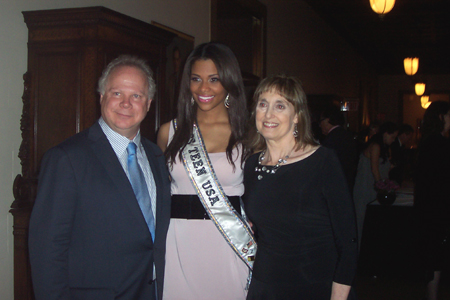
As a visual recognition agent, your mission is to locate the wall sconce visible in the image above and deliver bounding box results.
[404,57,419,76]
[415,83,426,96]
[370,0,395,14]
[421,96,431,109]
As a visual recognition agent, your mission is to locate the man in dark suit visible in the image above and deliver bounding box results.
[29,55,171,300]
[389,124,414,185]
[319,107,358,192]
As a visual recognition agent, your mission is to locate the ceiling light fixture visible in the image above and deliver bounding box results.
[370,0,395,15]
[404,57,419,76]
[415,83,426,96]
[420,96,431,109]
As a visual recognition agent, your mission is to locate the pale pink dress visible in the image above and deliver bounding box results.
[163,124,249,300]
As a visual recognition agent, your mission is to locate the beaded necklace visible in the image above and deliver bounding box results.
[254,150,290,180]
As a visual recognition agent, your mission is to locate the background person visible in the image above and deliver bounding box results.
[353,121,398,246]
[415,101,450,300]
[243,75,358,299]
[389,123,414,185]
[319,106,358,192]
[356,121,380,153]
[28,55,171,300]
[157,42,255,300]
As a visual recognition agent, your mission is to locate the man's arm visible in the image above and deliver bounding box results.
[29,146,77,300]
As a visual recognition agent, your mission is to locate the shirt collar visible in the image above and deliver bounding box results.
[99,117,141,156]
[328,125,340,134]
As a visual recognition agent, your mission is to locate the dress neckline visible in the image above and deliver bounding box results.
[259,146,320,167]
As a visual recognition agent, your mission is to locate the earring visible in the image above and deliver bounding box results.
[224,94,230,109]
[191,97,195,106]
[293,123,298,137]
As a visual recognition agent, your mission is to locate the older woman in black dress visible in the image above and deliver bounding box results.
[243,75,358,300]
[415,101,450,300]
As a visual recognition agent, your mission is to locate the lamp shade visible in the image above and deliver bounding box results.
[421,96,431,109]
[415,83,426,96]
[404,57,419,76]
[370,0,396,14]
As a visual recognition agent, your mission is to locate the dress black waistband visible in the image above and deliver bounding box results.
[171,195,241,219]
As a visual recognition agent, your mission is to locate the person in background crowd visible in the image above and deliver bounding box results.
[353,121,398,246]
[243,75,357,299]
[356,120,381,153]
[415,101,450,300]
[389,123,414,185]
[319,106,358,192]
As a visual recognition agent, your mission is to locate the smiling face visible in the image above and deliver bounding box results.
[255,90,298,144]
[190,59,227,112]
[100,66,151,139]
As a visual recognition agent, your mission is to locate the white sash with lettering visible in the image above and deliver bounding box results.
[181,122,256,270]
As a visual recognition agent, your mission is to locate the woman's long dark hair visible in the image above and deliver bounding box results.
[165,42,249,168]
[365,121,398,163]
[420,101,450,144]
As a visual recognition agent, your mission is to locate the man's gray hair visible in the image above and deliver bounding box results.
[97,55,156,99]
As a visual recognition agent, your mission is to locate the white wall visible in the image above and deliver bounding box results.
[0,1,209,299]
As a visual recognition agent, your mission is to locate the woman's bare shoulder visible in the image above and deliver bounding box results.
[156,121,172,151]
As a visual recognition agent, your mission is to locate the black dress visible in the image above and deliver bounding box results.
[415,134,450,272]
[243,147,358,300]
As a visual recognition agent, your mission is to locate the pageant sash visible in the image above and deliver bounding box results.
[180,122,256,269]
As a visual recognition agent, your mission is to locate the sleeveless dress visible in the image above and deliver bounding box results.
[353,153,391,244]
[163,123,250,300]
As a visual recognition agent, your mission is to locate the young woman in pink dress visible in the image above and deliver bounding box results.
[157,42,255,300]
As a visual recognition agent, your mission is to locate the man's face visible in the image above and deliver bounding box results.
[399,132,413,145]
[100,66,151,139]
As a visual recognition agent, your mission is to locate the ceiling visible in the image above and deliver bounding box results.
[303,0,450,75]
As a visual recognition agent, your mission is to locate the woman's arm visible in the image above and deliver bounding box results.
[322,150,358,297]
[331,282,351,300]
[156,121,171,152]
[368,143,382,182]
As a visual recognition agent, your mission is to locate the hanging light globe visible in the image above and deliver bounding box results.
[421,96,431,109]
[415,83,426,96]
[404,57,419,76]
[370,0,396,14]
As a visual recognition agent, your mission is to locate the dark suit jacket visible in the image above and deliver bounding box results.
[29,121,171,300]
[389,138,406,185]
[322,126,358,192]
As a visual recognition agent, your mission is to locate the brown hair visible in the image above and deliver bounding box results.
[247,74,318,152]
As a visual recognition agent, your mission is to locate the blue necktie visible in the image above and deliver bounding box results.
[127,142,155,241]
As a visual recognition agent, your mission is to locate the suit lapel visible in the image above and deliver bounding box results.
[87,123,151,236]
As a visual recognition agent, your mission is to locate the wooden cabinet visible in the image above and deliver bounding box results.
[10,7,175,299]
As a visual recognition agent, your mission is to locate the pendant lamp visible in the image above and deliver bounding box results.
[404,57,419,76]
[415,83,426,96]
[370,0,395,14]
[421,96,431,109]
